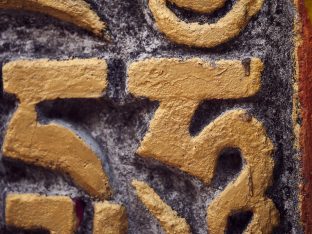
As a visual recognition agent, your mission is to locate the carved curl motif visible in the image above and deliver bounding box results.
[0,0,106,36]
[148,0,264,47]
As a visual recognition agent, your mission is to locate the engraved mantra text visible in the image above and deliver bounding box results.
[0,0,279,233]
[2,58,279,233]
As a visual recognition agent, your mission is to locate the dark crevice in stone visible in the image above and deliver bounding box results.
[36,97,157,126]
[107,59,127,103]
[0,158,73,189]
[226,210,253,234]
[0,62,3,98]
[76,198,94,234]
[189,97,258,137]
[166,0,234,24]
[2,227,49,234]
[211,148,243,189]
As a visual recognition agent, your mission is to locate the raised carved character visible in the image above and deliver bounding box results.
[128,58,279,232]
[2,59,111,199]
[148,0,264,47]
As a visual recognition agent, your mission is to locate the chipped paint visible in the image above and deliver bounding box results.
[0,0,301,232]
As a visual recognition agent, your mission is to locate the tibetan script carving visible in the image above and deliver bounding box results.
[2,59,111,199]
[0,0,287,232]
[132,180,191,234]
[93,201,128,234]
[148,0,264,47]
[128,58,279,232]
[0,0,106,36]
[6,194,77,234]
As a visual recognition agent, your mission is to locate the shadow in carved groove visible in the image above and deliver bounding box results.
[213,148,243,188]
[226,211,253,234]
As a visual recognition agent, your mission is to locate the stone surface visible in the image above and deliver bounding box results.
[0,0,301,233]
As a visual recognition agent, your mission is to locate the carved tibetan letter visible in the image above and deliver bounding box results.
[2,59,111,199]
[128,58,279,233]
[148,0,264,47]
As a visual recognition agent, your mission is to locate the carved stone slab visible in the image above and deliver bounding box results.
[0,0,302,233]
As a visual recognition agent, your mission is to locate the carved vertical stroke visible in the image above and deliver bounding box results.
[128,58,279,233]
[2,59,111,199]
[93,201,128,234]
[132,180,191,234]
[6,194,77,234]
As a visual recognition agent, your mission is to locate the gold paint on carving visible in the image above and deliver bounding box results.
[0,0,106,36]
[128,58,279,232]
[6,194,77,234]
[148,0,264,47]
[2,59,111,199]
[93,201,128,234]
[128,58,262,103]
[206,110,279,233]
[132,180,191,234]
[168,0,226,13]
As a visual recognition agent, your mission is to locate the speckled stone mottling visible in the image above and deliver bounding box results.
[0,0,301,233]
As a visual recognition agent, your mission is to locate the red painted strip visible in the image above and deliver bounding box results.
[298,1,312,232]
